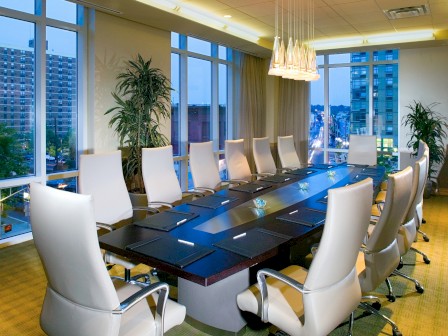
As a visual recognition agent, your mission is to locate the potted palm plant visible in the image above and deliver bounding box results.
[105,54,172,194]
[402,100,448,195]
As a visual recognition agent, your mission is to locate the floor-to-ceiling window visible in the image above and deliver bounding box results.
[309,50,399,171]
[0,0,87,240]
[171,33,233,189]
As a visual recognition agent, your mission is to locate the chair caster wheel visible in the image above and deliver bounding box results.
[397,260,403,270]
[386,295,396,302]
[393,329,402,336]
[423,235,429,242]
[424,256,431,264]
[416,285,424,293]
[371,301,382,310]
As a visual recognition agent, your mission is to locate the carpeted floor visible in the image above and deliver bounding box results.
[0,196,447,336]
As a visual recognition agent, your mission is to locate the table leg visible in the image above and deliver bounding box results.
[178,269,249,334]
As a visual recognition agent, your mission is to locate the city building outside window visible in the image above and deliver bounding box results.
[0,0,87,240]
[171,33,233,190]
[309,50,399,171]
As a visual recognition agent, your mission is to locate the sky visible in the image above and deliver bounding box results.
[0,0,349,106]
[311,54,351,106]
[0,0,76,57]
[171,34,228,105]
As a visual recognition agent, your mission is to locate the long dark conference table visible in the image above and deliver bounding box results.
[99,163,385,334]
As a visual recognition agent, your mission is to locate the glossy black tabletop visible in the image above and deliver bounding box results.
[99,164,385,286]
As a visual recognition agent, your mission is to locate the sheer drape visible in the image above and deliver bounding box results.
[277,79,310,165]
[236,53,310,171]
[237,53,267,172]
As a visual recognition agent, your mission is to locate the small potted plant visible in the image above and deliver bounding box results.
[402,100,448,195]
[105,54,172,197]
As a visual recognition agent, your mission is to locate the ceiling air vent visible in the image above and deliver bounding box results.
[384,4,430,20]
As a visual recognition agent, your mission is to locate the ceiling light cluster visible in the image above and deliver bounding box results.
[135,0,434,72]
[268,0,320,81]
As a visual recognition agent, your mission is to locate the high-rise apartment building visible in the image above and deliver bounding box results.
[0,46,34,136]
[0,42,77,173]
[350,50,399,153]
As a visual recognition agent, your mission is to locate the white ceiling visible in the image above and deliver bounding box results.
[75,0,448,57]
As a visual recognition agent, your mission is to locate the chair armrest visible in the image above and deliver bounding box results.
[221,179,242,186]
[148,201,173,209]
[191,187,216,194]
[197,180,249,191]
[96,222,114,232]
[132,205,160,214]
[376,202,384,213]
[114,281,169,336]
[282,165,304,171]
[224,179,250,185]
[251,173,268,178]
[256,268,305,322]
[182,190,206,198]
[359,246,373,255]
[257,172,275,176]
[310,243,319,257]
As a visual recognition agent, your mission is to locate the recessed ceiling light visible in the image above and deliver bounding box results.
[224,14,232,18]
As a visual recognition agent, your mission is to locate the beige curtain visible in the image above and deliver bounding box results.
[237,53,267,172]
[277,78,310,165]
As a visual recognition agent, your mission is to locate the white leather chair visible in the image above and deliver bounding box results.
[189,141,242,193]
[189,141,221,192]
[355,167,414,336]
[376,141,430,242]
[415,140,430,241]
[392,156,429,292]
[29,182,186,336]
[237,178,373,336]
[347,135,377,166]
[79,151,134,228]
[277,135,302,170]
[142,145,202,209]
[376,140,429,208]
[253,137,278,175]
[79,151,153,282]
[379,140,430,237]
[225,139,258,182]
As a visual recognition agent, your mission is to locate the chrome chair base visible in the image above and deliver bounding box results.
[109,266,152,286]
[358,301,402,336]
[392,269,425,293]
[418,229,430,242]
[411,246,431,264]
[347,311,355,336]
[385,278,396,302]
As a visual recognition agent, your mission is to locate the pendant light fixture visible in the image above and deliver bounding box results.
[268,0,320,81]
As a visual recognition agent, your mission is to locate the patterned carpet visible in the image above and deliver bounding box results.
[0,196,447,336]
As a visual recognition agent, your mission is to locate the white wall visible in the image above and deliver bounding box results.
[399,45,448,172]
[91,12,448,165]
[93,12,171,153]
